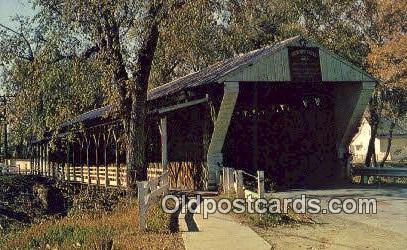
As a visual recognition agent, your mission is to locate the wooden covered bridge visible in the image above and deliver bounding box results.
[29,36,376,191]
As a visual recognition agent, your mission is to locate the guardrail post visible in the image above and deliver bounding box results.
[138,181,148,230]
[227,168,234,193]
[257,170,265,199]
[222,167,228,193]
[235,170,244,198]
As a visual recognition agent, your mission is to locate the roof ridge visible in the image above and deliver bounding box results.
[147,35,302,98]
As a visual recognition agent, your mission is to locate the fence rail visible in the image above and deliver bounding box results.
[2,158,204,191]
[222,167,265,199]
[138,171,170,230]
[0,159,130,188]
[0,160,31,175]
[54,164,128,187]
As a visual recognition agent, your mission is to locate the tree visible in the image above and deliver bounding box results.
[34,0,190,187]
[368,34,407,166]
[0,15,106,155]
[150,0,225,88]
[1,0,188,188]
[1,0,404,185]
[364,0,407,167]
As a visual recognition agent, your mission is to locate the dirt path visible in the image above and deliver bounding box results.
[256,186,407,249]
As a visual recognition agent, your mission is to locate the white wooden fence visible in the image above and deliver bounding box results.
[137,170,170,230]
[0,159,129,188]
[0,159,31,175]
[222,167,265,199]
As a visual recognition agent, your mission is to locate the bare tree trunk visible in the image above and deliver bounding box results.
[380,122,395,167]
[365,94,381,168]
[365,121,378,167]
[126,19,160,188]
[372,144,378,167]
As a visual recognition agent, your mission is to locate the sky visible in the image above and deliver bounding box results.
[0,0,34,93]
[0,0,34,28]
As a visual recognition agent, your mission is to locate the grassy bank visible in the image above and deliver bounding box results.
[1,199,183,250]
[0,175,183,249]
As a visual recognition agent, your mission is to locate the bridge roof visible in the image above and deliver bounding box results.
[61,35,377,128]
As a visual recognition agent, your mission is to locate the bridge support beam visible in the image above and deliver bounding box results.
[86,135,91,186]
[206,82,239,190]
[103,130,110,188]
[112,130,120,187]
[40,144,44,176]
[159,116,168,171]
[335,82,375,179]
[45,143,49,177]
[93,133,100,187]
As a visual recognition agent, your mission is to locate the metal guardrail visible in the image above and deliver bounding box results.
[352,167,407,177]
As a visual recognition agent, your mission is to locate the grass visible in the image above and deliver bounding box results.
[234,206,314,229]
[0,175,183,250]
[0,198,184,250]
[215,193,314,229]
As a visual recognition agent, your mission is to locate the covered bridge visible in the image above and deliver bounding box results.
[30,36,376,190]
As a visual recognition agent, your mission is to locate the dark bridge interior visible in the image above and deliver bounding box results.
[224,82,340,189]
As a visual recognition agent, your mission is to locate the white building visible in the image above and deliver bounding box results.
[350,117,407,163]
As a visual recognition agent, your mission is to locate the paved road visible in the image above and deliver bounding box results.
[266,185,407,249]
[178,185,407,249]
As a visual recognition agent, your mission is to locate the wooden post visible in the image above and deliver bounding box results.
[45,143,50,177]
[72,141,75,182]
[43,144,46,176]
[86,136,91,186]
[40,144,43,176]
[41,144,47,176]
[138,181,148,230]
[66,143,71,181]
[36,145,39,175]
[223,167,230,193]
[33,146,36,175]
[159,116,168,171]
[32,146,35,175]
[34,145,37,175]
[103,129,110,188]
[62,149,66,181]
[44,144,47,176]
[104,143,108,188]
[235,170,244,198]
[35,145,38,175]
[113,131,120,187]
[257,170,265,199]
[38,145,41,175]
[93,133,100,187]
[42,144,45,176]
[80,139,84,184]
[228,168,234,193]
[223,167,229,193]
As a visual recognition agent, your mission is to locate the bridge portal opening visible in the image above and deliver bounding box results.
[224,82,340,189]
